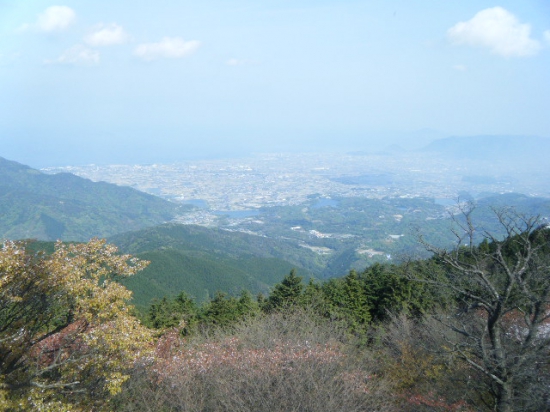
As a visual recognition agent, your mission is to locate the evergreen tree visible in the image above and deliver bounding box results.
[320,270,371,336]
[236,290,260,318]
[342,270,372,330]
[148,292,199,334]
[173,291,199,335]
[148,297,179,329]
[301,278,330,314]
[202,291,241,327]
[266,269,304,311]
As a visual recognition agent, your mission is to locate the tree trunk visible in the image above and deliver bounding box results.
[495,382,513,412]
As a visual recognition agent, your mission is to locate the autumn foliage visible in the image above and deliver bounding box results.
[118,310,393,412]
[1,211,549,411]
[0,239,152,411]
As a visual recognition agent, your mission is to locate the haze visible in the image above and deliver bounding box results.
[1,1,550,167]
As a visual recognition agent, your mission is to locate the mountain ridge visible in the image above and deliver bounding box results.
[0,156,180,241]
[419,135,550,162]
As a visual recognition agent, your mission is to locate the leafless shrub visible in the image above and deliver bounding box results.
[117,309,395,412]
[414,208,550,412]
[371,312,480,412]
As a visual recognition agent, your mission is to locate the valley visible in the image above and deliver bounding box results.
[35,137,550,307]
[3,136,549,308]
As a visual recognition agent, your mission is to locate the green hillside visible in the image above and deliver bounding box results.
[19,236,312,312]
[120,249,307,311]
[109,223,324,274]
[108,195,550,309]
[0,157,181,240]
[109,223,320,309]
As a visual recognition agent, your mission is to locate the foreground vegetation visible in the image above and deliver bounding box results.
[1,209,549,411]
[0,239,153,410]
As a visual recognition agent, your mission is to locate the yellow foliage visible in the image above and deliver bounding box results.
[383,341,446,390]
[0,238,153,410]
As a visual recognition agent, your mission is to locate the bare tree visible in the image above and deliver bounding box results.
[412,207,550,412]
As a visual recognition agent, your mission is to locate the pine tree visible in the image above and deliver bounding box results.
[266,269,304,311]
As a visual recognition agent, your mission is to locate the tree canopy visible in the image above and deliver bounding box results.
[0,238,152,411]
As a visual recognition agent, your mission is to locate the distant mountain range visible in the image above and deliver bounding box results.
[0,156,180,241]
[419,135,550,162]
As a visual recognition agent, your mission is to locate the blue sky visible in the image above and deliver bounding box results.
[1,1,549,167]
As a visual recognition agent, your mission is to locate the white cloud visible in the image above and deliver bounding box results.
[134,37,201,61]
[447,7,540,57]
[544,30,550,45]
[452,64,467,71]
[36,6,76,32]
[46,45,99,65]
[85,24,129,47]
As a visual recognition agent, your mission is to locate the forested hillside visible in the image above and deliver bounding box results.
[3,155,549,314]
[122,211,550,412]
[2,210,549,411]
[107,195,550,309]
[0,157,180,240]
[109,223,319,308]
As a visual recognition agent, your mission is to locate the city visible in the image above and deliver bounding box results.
[42,151,548,218]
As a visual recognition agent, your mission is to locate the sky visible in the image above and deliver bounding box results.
[1,0,549,167]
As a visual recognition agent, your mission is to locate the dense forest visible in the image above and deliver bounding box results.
[1,208,549,411]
